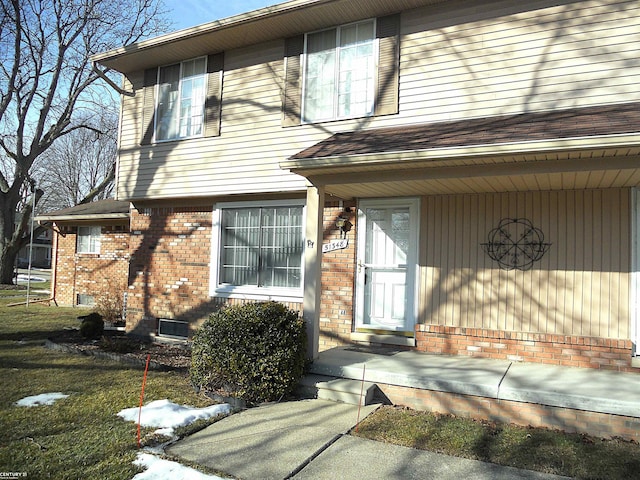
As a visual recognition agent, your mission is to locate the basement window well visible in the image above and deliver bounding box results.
[157,319,189,339]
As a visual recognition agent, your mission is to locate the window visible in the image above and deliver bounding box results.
[158,319,189,339]
[77,226,101,254]
[77,294,95,306]
[283,14,399,128]
[156,57,207,141]
[212,202,305,298]
[303,20,376,123]
[142,53,223,144]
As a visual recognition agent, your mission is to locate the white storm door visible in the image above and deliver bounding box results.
[356,198,419,332]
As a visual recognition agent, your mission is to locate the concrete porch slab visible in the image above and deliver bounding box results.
[311,347,511,399]
[311,347,640,419]
[500,362,640,417]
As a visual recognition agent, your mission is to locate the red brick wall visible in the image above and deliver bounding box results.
[53,224,129,308]
[126,201,349,341]
[126,204,305,338]
[319,201,357,351]
[121,200,637,373]
[416,324,638,372]
[380,383,640,441]
[126,206,213,337]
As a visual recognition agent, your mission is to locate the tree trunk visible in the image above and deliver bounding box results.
[0,241,19,285]
[0,181,38,285]
[0,193,20,285]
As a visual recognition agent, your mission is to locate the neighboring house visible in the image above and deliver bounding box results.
[92,0,640,369]
[36,200,130,311]
[16,214,52,269]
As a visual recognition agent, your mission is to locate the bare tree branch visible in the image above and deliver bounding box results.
[0,0,170,283]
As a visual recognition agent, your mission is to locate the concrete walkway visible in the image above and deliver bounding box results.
[167,348,640,479]
[167,399,570,480]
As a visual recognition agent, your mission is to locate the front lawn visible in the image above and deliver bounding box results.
[0,300,215,479]
[5,296,640,480]
[354,405,640,479]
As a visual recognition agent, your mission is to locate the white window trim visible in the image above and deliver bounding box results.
[77,226,101,254]
[209,199,306,302]
[153,56,208,143]
[301,18,378,124]
[632,188,640,357]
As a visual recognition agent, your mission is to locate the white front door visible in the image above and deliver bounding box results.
[355,198,419,332]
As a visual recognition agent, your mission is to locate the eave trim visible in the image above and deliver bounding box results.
[281,133,640,172]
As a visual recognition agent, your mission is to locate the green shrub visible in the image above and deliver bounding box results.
[190,302,307,404]
[79,312,104,340]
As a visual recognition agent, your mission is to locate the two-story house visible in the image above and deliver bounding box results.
[92,0,640,370]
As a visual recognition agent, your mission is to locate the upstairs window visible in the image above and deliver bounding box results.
[303,20,376,123]
[156,57,207,141]
[283,14,399,127]
[142,53,224,145]
[77,226,101,254]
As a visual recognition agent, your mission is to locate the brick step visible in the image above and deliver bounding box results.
[297,374,378,406]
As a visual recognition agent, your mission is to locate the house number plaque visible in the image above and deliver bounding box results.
[322,239,349,253]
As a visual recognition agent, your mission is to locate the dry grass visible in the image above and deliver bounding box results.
[354,405,640,479]
[0,299,217,479]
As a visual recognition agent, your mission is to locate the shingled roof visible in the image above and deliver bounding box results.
[35,199,129,222]
[289,102,640,161]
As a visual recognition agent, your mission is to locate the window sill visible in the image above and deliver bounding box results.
[301,111,373,126]
[148,134,204,145]
[211,287,303,304]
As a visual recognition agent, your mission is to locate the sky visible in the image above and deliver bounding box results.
[164,0,284,31]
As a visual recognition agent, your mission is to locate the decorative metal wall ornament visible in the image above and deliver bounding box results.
[481,218,551,271]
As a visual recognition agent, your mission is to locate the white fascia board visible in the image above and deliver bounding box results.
[35,213,129,222]
[280,133,640,171]
[90,0,327,64]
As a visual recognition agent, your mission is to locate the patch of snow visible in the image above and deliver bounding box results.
[132,453,229,480]
[117,399,232,437]
[118,400,234,480]
[15,392,69,407]
[16,274,46,283]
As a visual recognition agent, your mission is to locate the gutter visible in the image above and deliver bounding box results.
[280,133,640,171]
[35,213,130,222]
[90,0,336,65]
[91,61,134,97]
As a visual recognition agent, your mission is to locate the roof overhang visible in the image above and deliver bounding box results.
[281,134,640,174]
[91,0,445,73]
[283,143,640,199]
[281,103,640,199]
[35,200,131,223]
[36,213,129,222]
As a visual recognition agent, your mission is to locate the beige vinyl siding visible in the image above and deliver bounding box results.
[400,0,640,122]
[118,41,309,199]
[116,0,640,200]
[119,72,144,147]
[419,189,631,338]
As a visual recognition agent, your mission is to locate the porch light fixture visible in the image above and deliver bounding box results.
[481,218,551,271]
[336,215,352,239]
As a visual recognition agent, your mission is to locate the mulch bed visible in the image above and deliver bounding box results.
[47,328,192,371]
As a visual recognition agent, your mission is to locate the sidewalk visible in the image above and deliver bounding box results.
[167,399,570,480]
